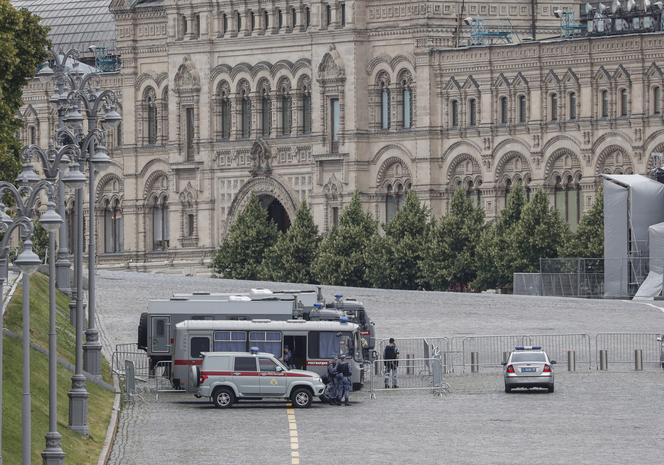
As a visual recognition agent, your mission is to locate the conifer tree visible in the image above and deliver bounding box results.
[261,200,320,283]
[510,190,570,273]
[366,191,430,289]
[563,188,604,258]
[420,189,484,290]
[314,192,378,287]
[212,193,278,279]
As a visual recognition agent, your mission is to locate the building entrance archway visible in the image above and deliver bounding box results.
[259,194,291,232]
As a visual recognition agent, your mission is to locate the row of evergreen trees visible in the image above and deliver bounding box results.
[212,185,604,291]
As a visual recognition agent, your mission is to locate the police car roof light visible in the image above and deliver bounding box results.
[250,346,260,354]
[335,294,343,300]
[514,345,542,351]
[313,302,323,309]
[339,315,349,323]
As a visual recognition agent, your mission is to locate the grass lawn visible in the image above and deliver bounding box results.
[2,273,116,464]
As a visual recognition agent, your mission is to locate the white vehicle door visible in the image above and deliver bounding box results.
[258,357,288,396]
[233,356,261,395]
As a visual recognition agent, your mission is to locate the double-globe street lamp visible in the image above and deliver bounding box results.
[0,176,66,465]
[36,49,121,434]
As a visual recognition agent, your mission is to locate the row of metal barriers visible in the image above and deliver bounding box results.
[376,332,664,374]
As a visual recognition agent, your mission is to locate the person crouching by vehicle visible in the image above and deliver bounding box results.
[337,354,352,406]
[383,338,399,388]
[323,359,338,404]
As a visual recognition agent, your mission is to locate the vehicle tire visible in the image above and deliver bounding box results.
[290,387,313,408]
[212,387,235,408]
[548,385,554,393]
[191,366,201,388]
[504,385,512,393]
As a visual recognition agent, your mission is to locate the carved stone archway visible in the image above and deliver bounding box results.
[225,176,298,235]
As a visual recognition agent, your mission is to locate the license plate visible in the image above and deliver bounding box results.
[521,367,536,372]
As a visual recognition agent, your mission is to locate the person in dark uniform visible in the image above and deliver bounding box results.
[337,354,352,406]
[383,338,399,388]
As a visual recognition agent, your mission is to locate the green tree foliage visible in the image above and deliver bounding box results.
[313,193,378,286]
[510,190,570,273]
[474,184,527,290]
[260,200,320,283]
[365,191,431,289]
[212,194,278,279]
[420,189,484,290]
[563,188,604,258]
[0,1,50,181]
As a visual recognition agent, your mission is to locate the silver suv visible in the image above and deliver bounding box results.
[192,351,326,408]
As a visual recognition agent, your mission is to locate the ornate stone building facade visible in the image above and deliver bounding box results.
[15,0,664,262]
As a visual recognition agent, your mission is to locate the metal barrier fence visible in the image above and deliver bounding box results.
[112,343,150,378]
[596,333,662,368]
[368,357,447,398]
[461,334,592,371]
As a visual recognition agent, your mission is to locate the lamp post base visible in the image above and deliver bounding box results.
[68,374,89,435]
[41,432,65,465]
[83,330,102,376]
[55,256,71,295]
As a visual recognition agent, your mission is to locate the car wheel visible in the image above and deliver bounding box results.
[291,387,313,408]
[212,387,235,408]
[548,385,554,393]
[191,366,201,388]
[504,385,512,393]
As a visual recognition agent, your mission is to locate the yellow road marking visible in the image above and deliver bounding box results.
[287,405,300,464]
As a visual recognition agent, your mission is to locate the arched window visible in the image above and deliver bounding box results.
[325,4,331,27]
[304,7,311,29]
[281,86,292,135]
[241,87,251,139]
[468,98,477,127]
[620,88,628,117]
[193,14,200,38]
[249,11,255,32]
[402,80,412,129]
[236,11,241,32]
[499,96,508,125]
[29,126,37,145]
[291,7,297,29]
[554,175,581,229]
[340,2,346,26]
[278,9,283,29]
[261,88,271,137]
[504,178,512,204]
[450,100,459,128]
[653,86,662,115]
[218,82,231,140]
[517,95,527,124]
[104,199,123,253]
[601,89,609,118]
[385,183,408,223]
[301,79,312,134]
[222,13,228,35]
[151,196,169,251]
[569,92,577,120]
[380,81,390,129]
[145,88,158,145]
[263,10,269,30]
[550,93,558,121]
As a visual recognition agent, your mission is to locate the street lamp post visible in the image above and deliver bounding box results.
[62,80,119,377]
[0,212,34,465]
[20,144,83,463]
[0,179,64,465]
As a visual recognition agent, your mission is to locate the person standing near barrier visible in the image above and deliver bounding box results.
[325,359,338,405]
[334,356,345,405]
[384,338,399,388]
[337,354,352,406]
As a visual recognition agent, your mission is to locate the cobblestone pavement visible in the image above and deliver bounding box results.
[98,270,664,465]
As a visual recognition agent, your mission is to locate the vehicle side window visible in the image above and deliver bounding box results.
[234,357,257,372]
[259,358,279,372]
[190,337,210,358]
[156,319,165,337]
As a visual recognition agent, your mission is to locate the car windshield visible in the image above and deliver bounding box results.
[511,352,547,363]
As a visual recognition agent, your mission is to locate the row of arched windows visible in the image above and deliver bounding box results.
[374,70,415,131]
[177,2,346,41]
[215,77,312,141]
